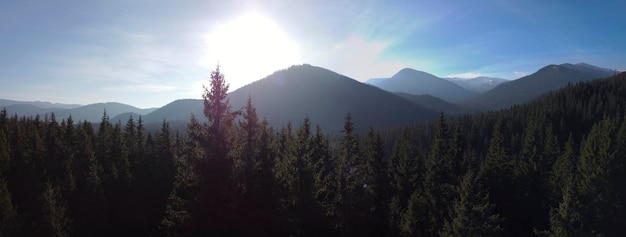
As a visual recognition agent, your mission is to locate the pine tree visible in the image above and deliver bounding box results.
[41,183,71,237]
[401,190,428,237]
[479,117,515,235]
[161,134,199,236]
[362,127,389,235]
[235,95,259,195]
[540,170,584,237]
[389,128,420,207]
[332,114,362,234]
[512,120,551,234]
[389,128,420,235]
[550,134,577,201]
[440,171,502,237]
[0,178,17,237]
[423,113,455,235]
[310,124,335,233]
[272,122,299,234]
[194,65,238,234]
[576,118,618,234]
[0,129,10,179]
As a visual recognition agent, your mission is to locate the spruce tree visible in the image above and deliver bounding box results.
[161,133,199,236]
[423,113,455,235]
[362,127,389,235]
[195,65,238,234]
[41,183,71,237]
[576,118,619,235]
[332,114,363,234]
[0,178,16,237]
[440,171,502,237]
[389,128,420,235]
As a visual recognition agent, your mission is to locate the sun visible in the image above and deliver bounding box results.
[203,12,301,91]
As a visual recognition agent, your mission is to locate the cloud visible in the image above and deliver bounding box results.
[446,72,482,79]
[514,71,530,78]
[304,35,406,81]
[37,25,211,108]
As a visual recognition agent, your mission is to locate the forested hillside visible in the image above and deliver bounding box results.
[462,63,617,110]
[1,68,625,236]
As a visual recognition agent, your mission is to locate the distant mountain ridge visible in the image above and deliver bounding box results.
[445,76,508,93]
[135,65,437,132]
[225,65,438,131]
[367,68,477,102]
[394,92,468,114]
[462,63,618,110]
[0,99,82,109]
[3,62,619,131]
[2,101,157,122]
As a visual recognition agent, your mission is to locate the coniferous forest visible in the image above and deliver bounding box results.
[1,68,626,236]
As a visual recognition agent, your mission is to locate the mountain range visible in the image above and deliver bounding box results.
[1,62,618,132]
[365,68,477,102]
[461,63,618,110]
[2,101,157,123]
[444,76,508,93]
[136,65,439,132]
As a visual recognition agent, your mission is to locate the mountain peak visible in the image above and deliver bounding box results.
[369,68,477,102]
[463,62,617,110]
[557,62,617,75]
[394,68,433,77]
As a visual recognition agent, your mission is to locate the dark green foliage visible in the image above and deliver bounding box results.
[463,63,615,110]
[576,118,622,235]
[40,183,71,237]
[440,171,502,237]
[1,71,626,236]
[0,178,17,237]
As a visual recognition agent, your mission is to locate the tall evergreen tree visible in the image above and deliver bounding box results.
[422,113,456,235]
[576,118,618,235]
[40,183,71,237]
[479,117,517,235]
[194,65,238,234]
[388,128,420,235]
[272,122,300,234]
[161,133,199,236]
[0,177,17,237]
[440,171,502,237]
[332,114,363,234]
[540,152,585,237]
[362,127,389,236]
[310,124,335,233]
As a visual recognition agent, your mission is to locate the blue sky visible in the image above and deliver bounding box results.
[1,0,625,108]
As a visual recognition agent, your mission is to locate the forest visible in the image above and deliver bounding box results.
[1,68,626,236]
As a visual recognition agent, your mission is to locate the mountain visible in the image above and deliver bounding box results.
[230,65,439,131]
[1,101,156,122]
[133,65,438,132]
[394,92,468,114]
[142,99,203,124]
[0,99,82,109]
[57,102,157,122]
[368,68,477,102]
[462,63,618,110]
[3,104,59,118]
[445,76,508,93]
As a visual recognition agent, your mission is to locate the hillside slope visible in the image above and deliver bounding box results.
[370,68,477,102]
[462,63,617,110]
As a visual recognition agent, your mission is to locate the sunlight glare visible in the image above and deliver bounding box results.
[203,12,301,91]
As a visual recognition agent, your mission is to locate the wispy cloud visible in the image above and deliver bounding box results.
[514,71,530,78]
[446,72,481,79]
[38,25,210,107]
[305,35,406,81]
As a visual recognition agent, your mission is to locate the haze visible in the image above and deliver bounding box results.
[1,0,625,108]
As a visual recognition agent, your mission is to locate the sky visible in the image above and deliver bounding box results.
[1,0,625,108]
